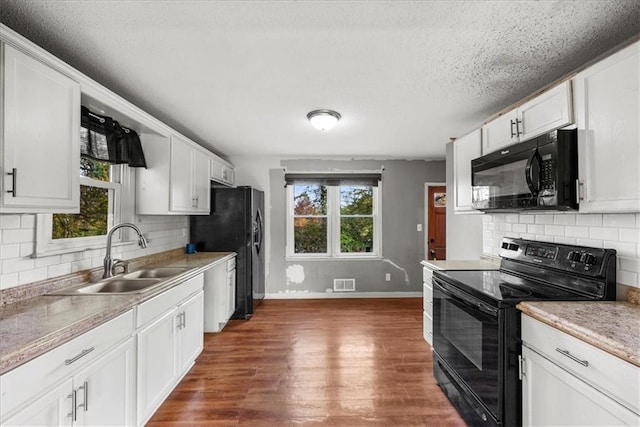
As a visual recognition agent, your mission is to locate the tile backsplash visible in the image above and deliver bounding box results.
[0,214,188,290]
[483,213,640,288]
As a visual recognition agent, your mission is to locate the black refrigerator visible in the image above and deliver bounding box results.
[190,186,265,319]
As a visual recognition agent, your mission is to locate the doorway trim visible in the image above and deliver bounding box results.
[424,182,446,261]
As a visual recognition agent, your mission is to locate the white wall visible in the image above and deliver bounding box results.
[0,214,188,290]
[483,212,640,291]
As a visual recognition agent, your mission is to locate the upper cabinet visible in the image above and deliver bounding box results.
[453,129,482,213]
[574,40,640,213]
[136,134,211,215]
[482,81,573,154]
[1,43,80,213]
[210,157,235,186]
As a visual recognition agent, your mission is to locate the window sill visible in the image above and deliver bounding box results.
[285,255,383,262]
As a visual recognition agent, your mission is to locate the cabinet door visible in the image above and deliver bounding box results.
[192,151,210,213]
[74,338,135,427]
[2,378,73,427]
[177,291,204,375]
[481,110,519,154]
[453,129,482,212]
[227,268,236,320]
[1,44,80,213]
[169,136,195,212]
[522,346,639,426]
[137,309,177,426]
[519,81,573,141]
[574,41,640,212]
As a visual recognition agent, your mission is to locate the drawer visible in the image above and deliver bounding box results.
[226,256,236,272]
[137,273,204,327]
[423,311,433,346]
[1,309,134,418]
[522,315,640,414]
[422,267,434,283]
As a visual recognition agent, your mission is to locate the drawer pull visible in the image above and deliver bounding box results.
[65,347,95,365]
[556,347,589,367]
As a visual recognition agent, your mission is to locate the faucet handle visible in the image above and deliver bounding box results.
[111,259,130,275]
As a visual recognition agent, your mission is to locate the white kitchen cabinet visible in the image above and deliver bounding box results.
[481,81,573,154]
[422,265,437,346]
[0,310,135,426]
[453,129,482,213]
[211,157,235,186]
[521,315,640,426]
[203,256,236,333]
[574,40,640,213]
[136,134,211,214]
[136,273,204,425]
[1,43,80,213]
[177,291,204,374]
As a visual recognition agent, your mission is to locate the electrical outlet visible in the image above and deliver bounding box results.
[182,228,187,237]
[385,273,391,281]
[417,224,422,231]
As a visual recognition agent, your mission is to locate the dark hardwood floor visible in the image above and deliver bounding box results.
[147,298,466,426]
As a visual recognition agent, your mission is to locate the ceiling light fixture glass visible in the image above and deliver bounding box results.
[307,109,341,131]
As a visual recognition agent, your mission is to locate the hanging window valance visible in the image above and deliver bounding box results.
[80,106,147,168]
[284,172,382,187]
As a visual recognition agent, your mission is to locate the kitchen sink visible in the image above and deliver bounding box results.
[123,267,189,279]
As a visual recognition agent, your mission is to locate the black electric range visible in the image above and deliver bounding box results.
[431,238,616,427]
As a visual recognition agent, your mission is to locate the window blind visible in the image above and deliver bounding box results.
[284,173,382,187]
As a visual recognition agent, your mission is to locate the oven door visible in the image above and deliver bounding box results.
[433,277,501,418]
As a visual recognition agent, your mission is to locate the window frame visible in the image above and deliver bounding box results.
[35,163,135,257]
[286,182,382,260]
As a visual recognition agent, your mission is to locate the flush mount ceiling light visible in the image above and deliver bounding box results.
[307,109,341,131]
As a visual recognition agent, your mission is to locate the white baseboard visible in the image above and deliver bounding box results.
[264,291,422,299]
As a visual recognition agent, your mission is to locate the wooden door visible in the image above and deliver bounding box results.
[427,186,447,260]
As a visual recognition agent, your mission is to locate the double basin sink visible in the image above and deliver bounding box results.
[49,267,189,295]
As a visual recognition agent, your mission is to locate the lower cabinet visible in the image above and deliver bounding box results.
[203,256,236,333]
[521,315,640,426]
[136,274,204,425]
[0,310,135,426]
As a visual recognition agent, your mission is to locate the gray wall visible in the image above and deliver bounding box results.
[267,159,445,296]
[445,142,483,260]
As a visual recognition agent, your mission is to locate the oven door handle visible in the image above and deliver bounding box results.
[433,278,498,317]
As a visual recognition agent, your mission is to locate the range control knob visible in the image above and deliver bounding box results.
[583,254,597,265]
[568,251,582,262]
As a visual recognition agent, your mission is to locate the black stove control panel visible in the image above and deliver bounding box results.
[499,237,616,277]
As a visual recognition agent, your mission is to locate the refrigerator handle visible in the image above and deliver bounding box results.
[254,208,264,254]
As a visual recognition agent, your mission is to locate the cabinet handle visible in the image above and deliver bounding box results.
[68,390,77,421]
[65,347,95,365]
[510,120,517,138]
[516,118,523,136]
[177,312,183,329]
[6,168,16,197]
[182,311,187,329]
[556,347,589,367]
[78,381,89,412]
[575,180,584,203]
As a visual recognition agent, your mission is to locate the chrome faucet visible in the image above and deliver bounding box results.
[103,223,148,279]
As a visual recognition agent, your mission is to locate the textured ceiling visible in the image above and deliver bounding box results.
[1,1,639,160]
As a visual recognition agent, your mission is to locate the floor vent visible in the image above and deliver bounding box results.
[333,278,356,292]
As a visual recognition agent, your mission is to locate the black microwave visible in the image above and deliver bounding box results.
[471,129,578,212]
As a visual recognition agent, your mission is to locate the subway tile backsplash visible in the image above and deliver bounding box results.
[483,213,640,288]
[0,214,188,290]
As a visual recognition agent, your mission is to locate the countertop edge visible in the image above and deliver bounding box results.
[517,302,640,368]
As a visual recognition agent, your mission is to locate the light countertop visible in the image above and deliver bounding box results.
[0,251,234,375]
[517,301,640,367]
[421,258,500,271]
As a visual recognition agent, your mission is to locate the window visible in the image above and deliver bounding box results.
[286,176,381,259]
[35,158,130,256]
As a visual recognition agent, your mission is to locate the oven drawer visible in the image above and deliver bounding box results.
[423,282,433,315]
[522,315,639,414]
[423,311,433,345]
